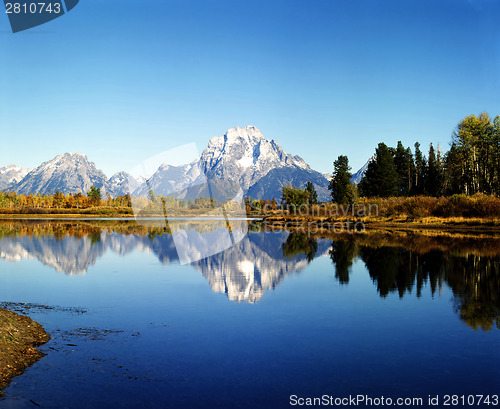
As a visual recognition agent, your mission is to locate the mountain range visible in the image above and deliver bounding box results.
[1,126,368,200]
[0,165,31,191]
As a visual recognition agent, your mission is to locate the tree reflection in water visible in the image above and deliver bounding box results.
[326,236,500,332]
[282,232,318,263]
[0,221,499,330]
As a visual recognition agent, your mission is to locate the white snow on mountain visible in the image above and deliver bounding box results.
[0,164,31,191]
[135,126,329,200]
[4,126,338,201]
[106,171,139,197]
[14,152,107,195]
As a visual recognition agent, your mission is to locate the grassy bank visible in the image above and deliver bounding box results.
[0,309,50,392]
[1,194,499,227]
[260,194,500,229]
[356,194,500,219]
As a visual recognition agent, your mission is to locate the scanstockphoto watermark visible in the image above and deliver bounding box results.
[289,394,500,407]
[290,395,425,407]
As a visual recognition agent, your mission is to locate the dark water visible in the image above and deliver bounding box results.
[0,221,499,408]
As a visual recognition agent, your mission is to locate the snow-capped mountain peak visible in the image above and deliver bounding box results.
[0,164,31,191]
[131,126,330,200]
[133,126,329,200]
[105,171,138,197]
[209,126,264,148]
[200,126,311,179]
[4,126,332,201]
[15,153,107,195]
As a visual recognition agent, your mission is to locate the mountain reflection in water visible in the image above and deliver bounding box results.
[0,221,499,331]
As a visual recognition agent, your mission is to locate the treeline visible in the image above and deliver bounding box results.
[137,191,244,216]
[334,112,500,201]
[2,113,498,217]
[144,190,232,210]
[0,188,131,210]
[261,113,500,219]
[272,113,500,212]
[0,186,244,215]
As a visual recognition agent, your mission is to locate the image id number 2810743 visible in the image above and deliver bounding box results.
[5,2,62,14]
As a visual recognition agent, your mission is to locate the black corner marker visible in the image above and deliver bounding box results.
[4,0,79,33]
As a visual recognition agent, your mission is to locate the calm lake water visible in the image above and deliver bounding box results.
[0,221,499,408]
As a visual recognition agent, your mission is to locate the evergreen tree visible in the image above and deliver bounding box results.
[444,143,461,195]
[329,155,355,204]
[427,144,443,196]
[393,141,414,196]
[359,143,398,197]
[413,142,427,195]
[305,182,318,205]
[87,186,101,206]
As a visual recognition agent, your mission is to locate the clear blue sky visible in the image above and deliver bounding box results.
[1,0,499,177]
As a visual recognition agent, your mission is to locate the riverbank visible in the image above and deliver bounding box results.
[0,308,50,392]
[0,213,499,234]
[260,213,500,235]
[259,194,500,230]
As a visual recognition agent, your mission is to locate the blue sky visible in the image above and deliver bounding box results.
[1,0,499,176]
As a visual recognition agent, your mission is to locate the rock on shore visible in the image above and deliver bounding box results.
[0,308,50,391]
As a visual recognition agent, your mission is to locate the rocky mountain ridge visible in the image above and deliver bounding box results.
[2,127,367,200]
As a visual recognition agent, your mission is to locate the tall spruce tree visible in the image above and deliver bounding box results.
[359,143,399,197]
[427,144,443,196]
[413,142,427,195]
[305,182,318,205]
[329,155,355,204]
[393,141,414,196]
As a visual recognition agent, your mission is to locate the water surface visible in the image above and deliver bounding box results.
[0,221,498,408]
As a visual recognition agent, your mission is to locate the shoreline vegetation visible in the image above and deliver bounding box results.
[0,308,50,393]
[0,192,499,229]
[274,112,500,229]
[1,113,499,228]
[258,194,500,229]
[0,112,498,225]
